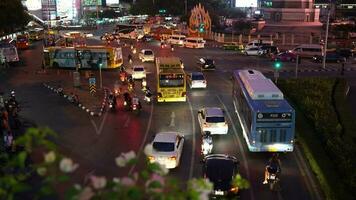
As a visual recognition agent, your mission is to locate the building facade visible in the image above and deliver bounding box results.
[260,0,320,22]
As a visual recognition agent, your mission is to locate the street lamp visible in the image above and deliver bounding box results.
[322,3,331,69]
[99,63,103,89]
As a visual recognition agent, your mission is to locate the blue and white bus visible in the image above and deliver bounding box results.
[232,69,295,152]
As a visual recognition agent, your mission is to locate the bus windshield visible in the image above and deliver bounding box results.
[159,74,184,87]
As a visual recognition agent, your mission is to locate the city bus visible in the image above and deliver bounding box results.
[43,46,123,69]
[16,34,30,49]
[232,69,295,152]
[0,42,19,63]
[156,57,186,102]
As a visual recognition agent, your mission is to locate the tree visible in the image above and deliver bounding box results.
[225,8,247,19]
[232,20,253,34]
[0,0,30,35]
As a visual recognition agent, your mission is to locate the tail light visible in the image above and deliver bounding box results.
[169,156,176,161]
[181,92,186,97]
[133,104,137,110]
[124,101,127,106]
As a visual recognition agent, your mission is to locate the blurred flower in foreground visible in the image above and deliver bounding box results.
[59,158,79,173]
[78,186,94,200]
[188,178,213,200]
[145,173,164,193]
[44,151,56,163]
[115,151,136,167]
[37,167,47,176]
[90,175,107,189]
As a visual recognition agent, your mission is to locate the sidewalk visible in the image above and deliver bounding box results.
[42,69,107,116]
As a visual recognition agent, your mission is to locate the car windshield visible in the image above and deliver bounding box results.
[134,67,144,71]
[153,142,175,152]
[144,51,153,55]
[206,116,225,123]
[192,74,205,80]
[206,159,235,183]
[205,59,214,64]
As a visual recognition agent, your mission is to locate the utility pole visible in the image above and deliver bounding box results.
[322,4,331,69]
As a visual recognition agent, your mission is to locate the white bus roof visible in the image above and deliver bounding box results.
[185,37,203,40]
[238,70,284,100]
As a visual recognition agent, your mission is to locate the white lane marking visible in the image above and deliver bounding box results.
[123,116,131,128]
[217,95,255,200]
[128,101,154,175]
[90,111,108,135]
[169,111,176,127]
[294,145,323,200]
[187,96,196,179]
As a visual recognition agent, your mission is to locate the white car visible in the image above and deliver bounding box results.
[147,132,185,169]
[244,47,263,56]
[139,49,155,62]
[132,65,146,79]
[187,72,207,89]
[198,107,228,135]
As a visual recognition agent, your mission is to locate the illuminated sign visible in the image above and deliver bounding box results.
[26,0,42,10]
[106,0,119,5]
[256,112,292,122]
[83,0,102,6]
[236,0,257,7]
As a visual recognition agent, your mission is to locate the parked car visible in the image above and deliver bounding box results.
[202,154,240,197]
[187,72,207,89]
[197,57,216,70]
[271,51,297,62]
[312,52,345,63]
[147,132,185,169]
[198,107,228,135]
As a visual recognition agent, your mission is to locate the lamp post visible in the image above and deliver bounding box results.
[99,63,103,89]
[322,4,331,69]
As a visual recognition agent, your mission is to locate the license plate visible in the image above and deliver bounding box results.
[214,190,224,195]
[270,175,276,180]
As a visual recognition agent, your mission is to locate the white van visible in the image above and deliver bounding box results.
[291,44,323,58]
[184,37,205,49]
[167,34,186,46]
[0,43,19,63]
[245,40,273,49]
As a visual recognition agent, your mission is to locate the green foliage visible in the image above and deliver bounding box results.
[232,20,253,34]
[0,0,30,34]
[278,77,356,200]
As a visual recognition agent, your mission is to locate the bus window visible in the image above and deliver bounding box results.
[279,129,287,142]
[270,129,277,143]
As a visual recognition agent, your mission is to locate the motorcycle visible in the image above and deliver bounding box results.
[131,97,141,114]
[119,72,127,83]
[123,93,132,111]
[108,95,116,111]
[267,170,281,191]
[201,131,213,156]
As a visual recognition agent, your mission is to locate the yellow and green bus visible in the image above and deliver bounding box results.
[156,57,186,102]
[43,46,123,69]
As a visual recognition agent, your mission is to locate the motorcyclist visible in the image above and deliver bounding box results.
[127,75,134,92]
[123,92,132,109]
[128,54,133,64]
[131,96,142,111]
[108,92,116,109]
[201,131,213,155]
[263,153,281,184]
[171,44,174,51]
[144,87,152,102]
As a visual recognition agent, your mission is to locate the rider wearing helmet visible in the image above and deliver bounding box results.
[263,153,281,184]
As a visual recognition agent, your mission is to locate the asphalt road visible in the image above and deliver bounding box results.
[3,27,355,199]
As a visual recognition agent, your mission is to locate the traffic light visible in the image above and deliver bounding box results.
[274,61,281,69]
[199,23,205,33]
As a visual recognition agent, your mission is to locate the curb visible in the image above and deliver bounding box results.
[43,83,108,117]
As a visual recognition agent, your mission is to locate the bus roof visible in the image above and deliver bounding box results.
[156,57,181,68]
[238,70,283,100]
[234,70,294,112]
